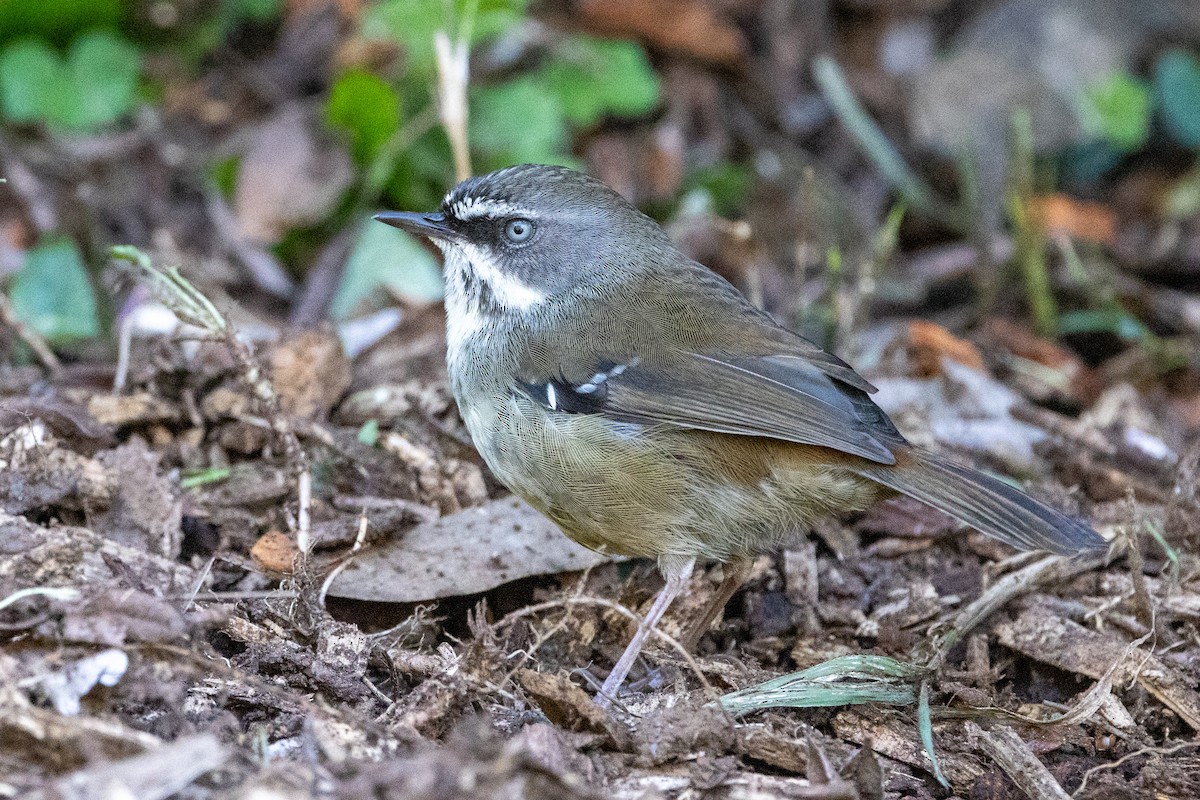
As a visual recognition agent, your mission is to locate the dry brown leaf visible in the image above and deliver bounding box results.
[268,326,352,419]
[577,0,746,65]
[233,104,353,244]
[905,320,986,378]
[250,529,299,573]
[327,496,619,603]
[1029,193,1118,246]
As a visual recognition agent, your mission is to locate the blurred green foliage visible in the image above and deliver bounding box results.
[0,30,141,131]
[1067,47,1200,181]
[327,70,403,165]
[1156,49,1200,148]
[1080,72,1151,152]
[0,0,122,45]
[10,239,100,344]
[341,1,661,212]
[330,0,662,315]
[334,220,444,315]
[364,0,525,78]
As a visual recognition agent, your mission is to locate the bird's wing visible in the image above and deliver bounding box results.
[517,335,904,466]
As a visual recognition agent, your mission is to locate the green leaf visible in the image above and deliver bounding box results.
[1156,49,1200,148]
[539,36,660,126]
[0,31,140,131]
[9,238,100,343]
[332,220,443,319]
[0,39,61,122]
[65,30,141,129]
[223,0,282,23]
[470,76,568,165]
[364,0,527,77]
[327,70,402,165]
[683,162,755,217]
[1058,308,1147,341]
[356,419,380,446]
[1079,72,1151,151]
[0,0,121,46]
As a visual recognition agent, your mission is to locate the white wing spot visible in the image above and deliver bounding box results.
[546,383,558,410]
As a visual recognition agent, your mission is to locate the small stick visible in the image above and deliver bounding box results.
[0,291,62,377]
[111,246,312,554]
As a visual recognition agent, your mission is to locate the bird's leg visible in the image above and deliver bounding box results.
[595,557,695,708]
[681,557,754,651]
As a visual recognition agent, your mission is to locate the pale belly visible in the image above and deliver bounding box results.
[461,390,883,562]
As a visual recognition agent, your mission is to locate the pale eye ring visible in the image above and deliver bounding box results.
[504,218,535,243]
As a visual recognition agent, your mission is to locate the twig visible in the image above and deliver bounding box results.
[493,594,717,703]
[0,291,63,377]
[967,721,1071,800]
[318,508,370,608]
[812,55,966,233]
[110,245,312,554]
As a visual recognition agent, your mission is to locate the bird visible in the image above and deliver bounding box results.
[375,164,1107,708]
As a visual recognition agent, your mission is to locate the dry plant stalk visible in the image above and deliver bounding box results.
[110,245,313,553]
[0,291,63,376]
[434,30,472,182]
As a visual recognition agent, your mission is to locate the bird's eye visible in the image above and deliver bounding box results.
[504,218,535,243]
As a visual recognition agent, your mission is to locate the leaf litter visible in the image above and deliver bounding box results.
[0,246,1194,799]
[3,1,1200,794]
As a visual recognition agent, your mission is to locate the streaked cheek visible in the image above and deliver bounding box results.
[458,242,547,311]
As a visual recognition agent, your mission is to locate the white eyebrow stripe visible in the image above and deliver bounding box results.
[449,197,524,221]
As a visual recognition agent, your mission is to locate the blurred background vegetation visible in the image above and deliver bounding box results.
[1,0,1199,431]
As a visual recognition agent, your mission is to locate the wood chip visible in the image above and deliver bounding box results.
[738,725,809,774]
[516,668,627,747]
[965,722,1071,800]
[250,530,299,573]
[832,710,984,789]
[995,604,1200,730]
[87,392,181,427]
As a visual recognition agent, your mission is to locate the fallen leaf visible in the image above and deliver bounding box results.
[1029,193,1118,245]
[577,0,746,66]
[234,103,353,244]
[327,496,620,603]
[251,530,299,573]
[905,320,985,377]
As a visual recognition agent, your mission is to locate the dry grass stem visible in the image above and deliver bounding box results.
[435,30,472,182]
[0,291,62,377]
[493,594,718,704]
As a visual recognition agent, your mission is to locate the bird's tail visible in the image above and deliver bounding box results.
[851,450,1107,556]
